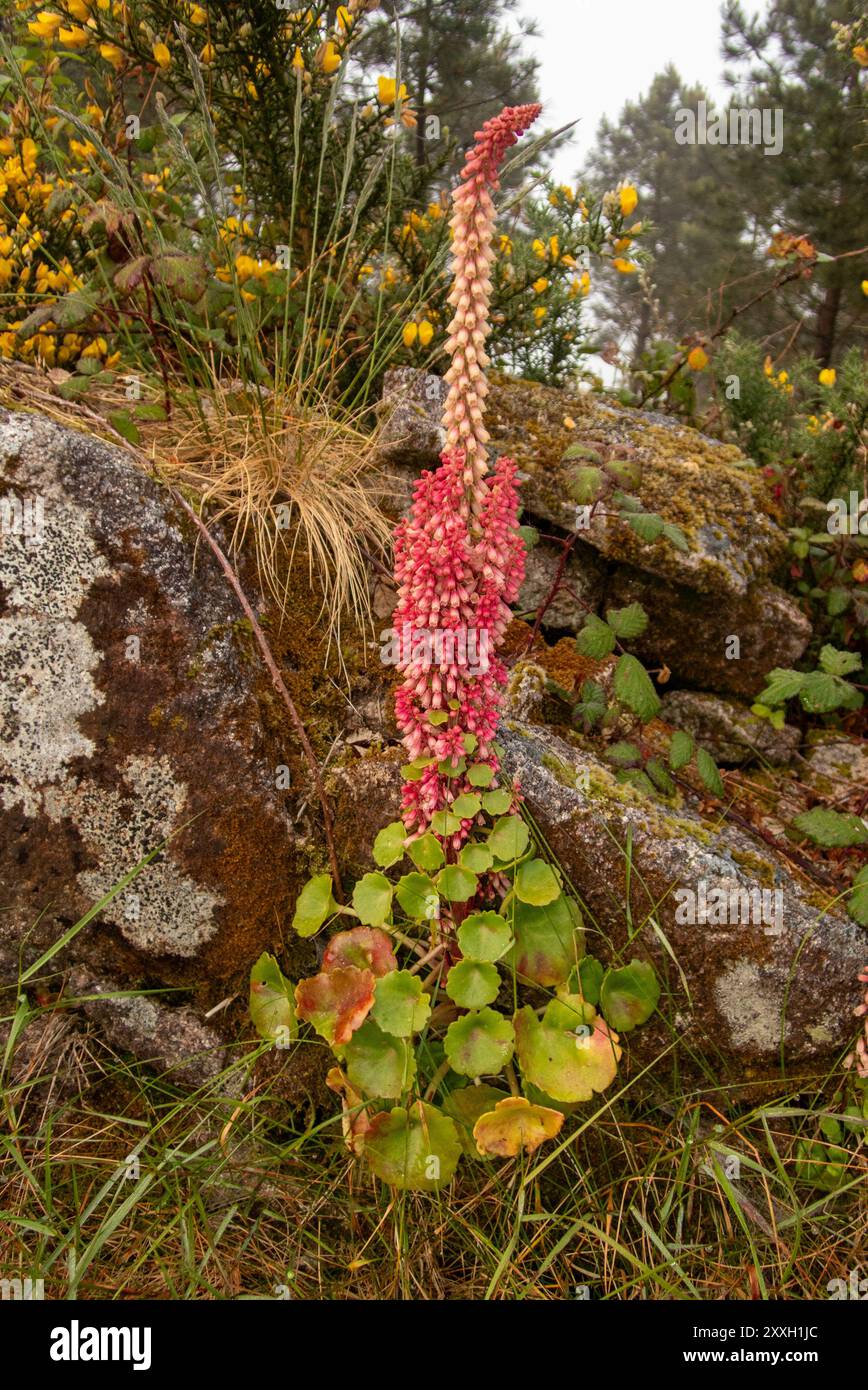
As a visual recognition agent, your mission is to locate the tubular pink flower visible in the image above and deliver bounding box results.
[392,103,541,844]
[443,103,541,496]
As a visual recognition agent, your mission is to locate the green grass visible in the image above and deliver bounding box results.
[2,980,864,1301]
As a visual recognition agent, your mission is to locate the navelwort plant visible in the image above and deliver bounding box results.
[249,105,659,1191]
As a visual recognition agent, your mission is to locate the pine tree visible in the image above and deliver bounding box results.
[352,0,542,169]
[721,0,868,364]
[582,67,755,364]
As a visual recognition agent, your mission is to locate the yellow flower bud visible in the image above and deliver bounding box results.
[418,319,434,348]
[818,368,836,387]
[402,322,418,347]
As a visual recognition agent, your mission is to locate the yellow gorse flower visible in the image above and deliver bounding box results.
[612,257,636,274]
[818,368,836,386]
[619,185,638,216]
[152,40,171,69]
[378,76,408,106]
[320,41,341,74]
[532,277,549,294]
[687,346,709,371]
[58,24,90,47]
[28,12,64,39]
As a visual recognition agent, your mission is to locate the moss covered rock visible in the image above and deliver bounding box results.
[0,410,318,1057]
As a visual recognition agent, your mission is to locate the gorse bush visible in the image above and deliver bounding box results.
[249,106,660,1192]
[3,1,649,405]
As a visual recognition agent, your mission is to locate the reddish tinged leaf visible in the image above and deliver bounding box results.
[322,927,397,978]
[295,966,375,1045]
[473,1096,563,1158]
[326,1066,371,1155]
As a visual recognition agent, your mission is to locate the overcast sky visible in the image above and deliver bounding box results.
[515,0,768,181]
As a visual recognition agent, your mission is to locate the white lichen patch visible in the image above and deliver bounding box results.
[43,754,222,957]
[713,960,789,1055]
[0,489,110,815]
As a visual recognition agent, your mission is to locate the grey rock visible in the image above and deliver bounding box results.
[661,690,801,766]
[377,366,448,468]
[497,719,863,1081]
[517,537,607,631]
[606,567,811,698]
[69,969,228,1088]
[0,410,304,1061]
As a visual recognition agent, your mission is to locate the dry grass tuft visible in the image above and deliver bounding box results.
[155,380,393,656]
[0,361,393,659]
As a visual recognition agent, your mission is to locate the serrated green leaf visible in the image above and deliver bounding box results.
[613,653,660,722]
[606,602,648,640]
[576,614,616,659]
[628,512,664,543]
[758,668,805,705]
[818,645,862,678]
[695,747,724,797]
[791,808,868,848]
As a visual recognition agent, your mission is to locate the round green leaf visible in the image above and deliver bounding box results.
[373,821,406,869]
[599,958,660,1031]
[249,952,297,1045]
[430,810,461,837]
[343,1020,415,1099]
[457,911,513,962]
[437,864,478,902]
[459,842,494,873]
[352,872,394,926]
[514,1004,621,1103]
[487,814,529,862]
[451,793,482,819]
[507,895,583,986]
[371,970,431,1037]
[407,833,445,872]
[467,763,495,788]
[291,873,336,937]
[395,872,440,921]
[363,1101,461,1191]
[482,789,512,816]
[446,960,501,1009]
[444,1008,515,1078]
[514,857,560,906]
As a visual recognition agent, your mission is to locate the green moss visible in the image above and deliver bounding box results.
[730,849,776,887]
